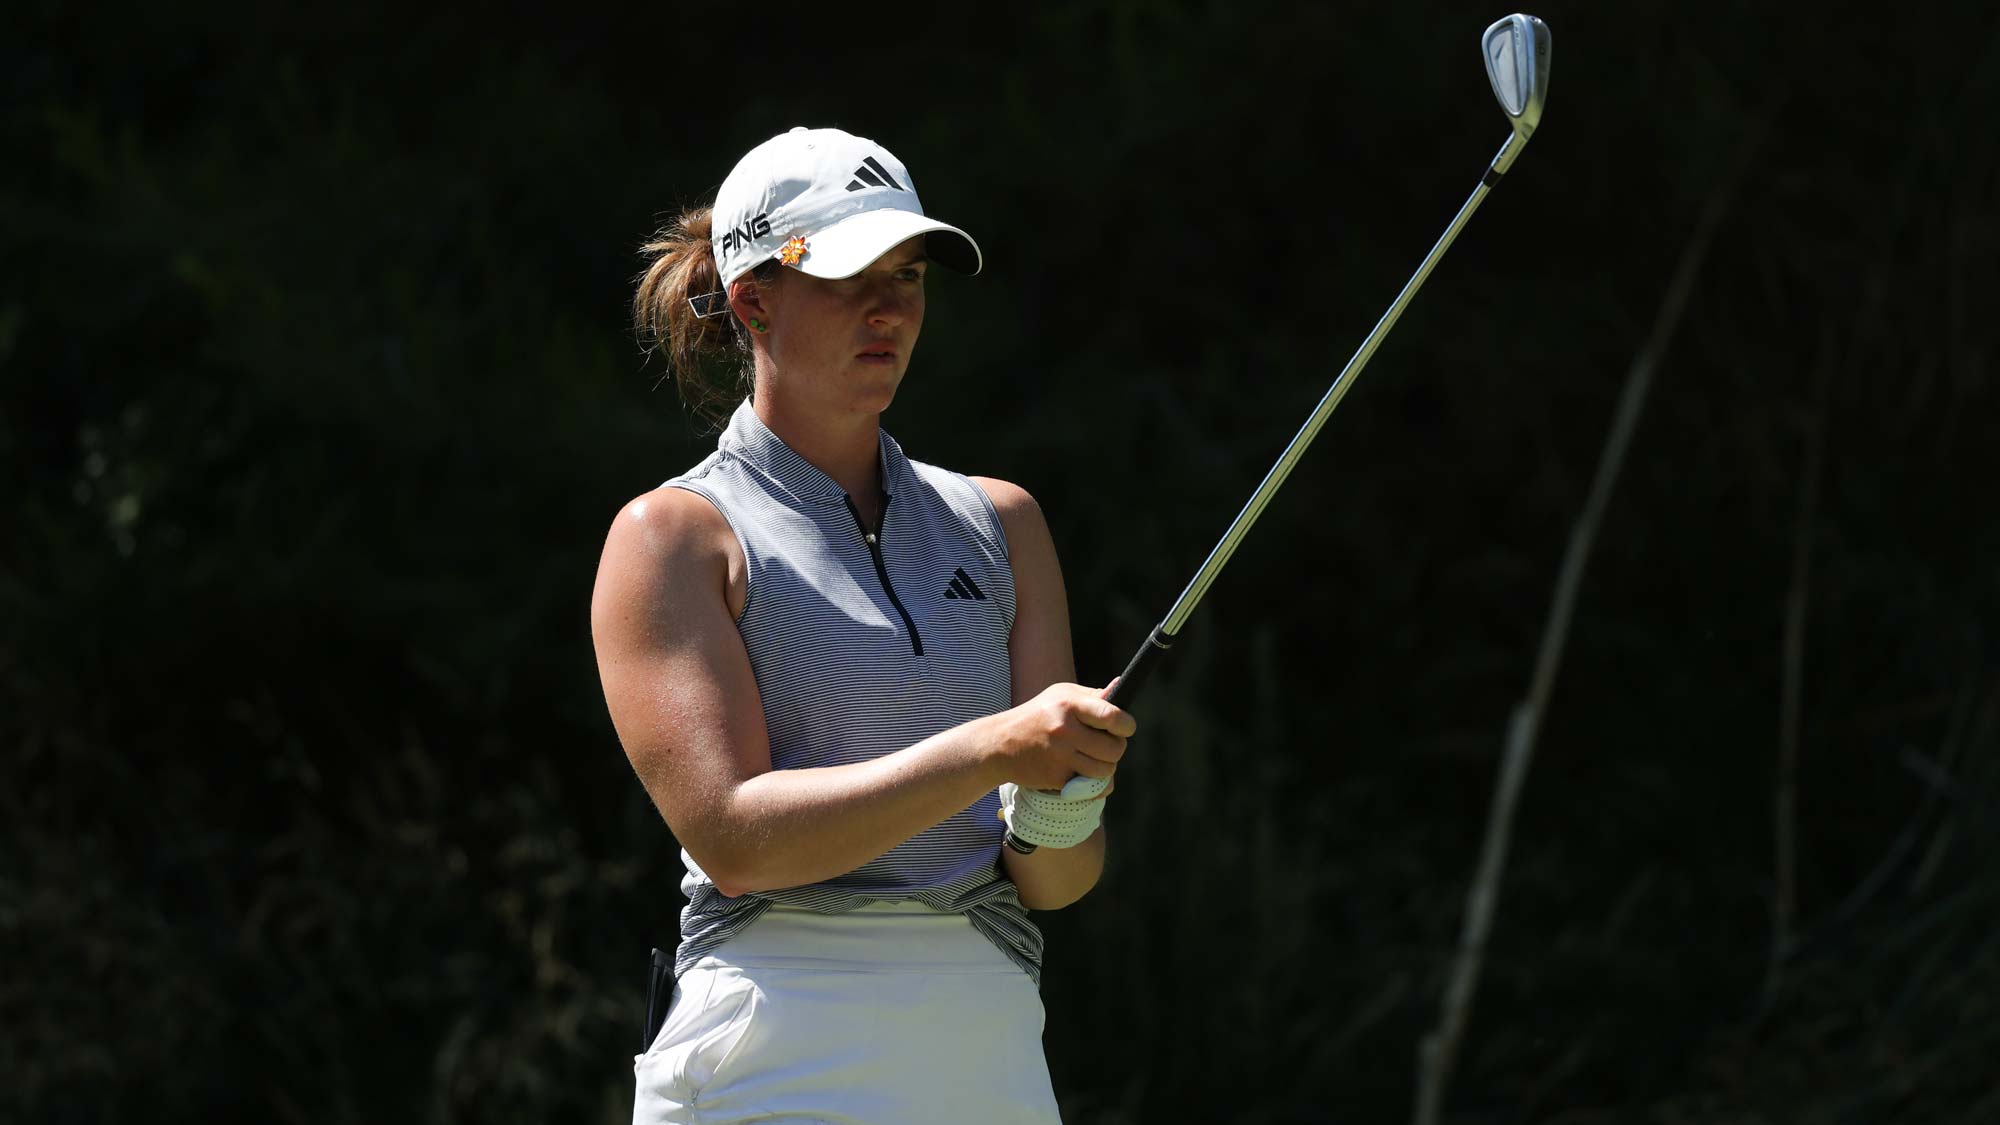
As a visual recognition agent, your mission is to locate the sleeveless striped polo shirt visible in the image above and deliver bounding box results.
[662,400,1043,983]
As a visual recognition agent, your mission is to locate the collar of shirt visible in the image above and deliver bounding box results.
[718,398,917,509]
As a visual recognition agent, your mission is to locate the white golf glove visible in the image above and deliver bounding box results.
[998,776,1109,850]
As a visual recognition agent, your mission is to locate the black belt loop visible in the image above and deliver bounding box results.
[642,947,674,1052]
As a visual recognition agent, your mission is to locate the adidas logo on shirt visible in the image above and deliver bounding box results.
[845,156,908,193]
[942,567,986,601]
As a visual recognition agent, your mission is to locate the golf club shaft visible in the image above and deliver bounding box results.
[1001,135,1529,853]
[1008,19,1547,850]
[1106,134,1520,713]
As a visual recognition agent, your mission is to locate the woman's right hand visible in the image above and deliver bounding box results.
[985,682,1135,791]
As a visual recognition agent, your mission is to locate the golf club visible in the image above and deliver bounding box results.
[1006,14,1552,852]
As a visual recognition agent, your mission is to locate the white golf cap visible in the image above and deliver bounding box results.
[711,126,982,289]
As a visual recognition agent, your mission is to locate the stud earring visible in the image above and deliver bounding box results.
[747,318,768,333]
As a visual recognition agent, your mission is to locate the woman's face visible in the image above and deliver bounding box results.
[751,235,928,418]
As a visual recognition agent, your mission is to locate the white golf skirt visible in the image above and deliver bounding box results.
[633,901,1060,1124]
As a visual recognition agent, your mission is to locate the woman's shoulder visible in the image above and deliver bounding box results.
[607,437,747,544]
[595,482,751,621]
[898,447,1036,515]
[599,483,737,582]
[963,476,1040,521]
[614,481,731,533]
[896,457,1024,551]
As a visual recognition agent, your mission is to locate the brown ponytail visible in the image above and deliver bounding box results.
[632,207,753,425]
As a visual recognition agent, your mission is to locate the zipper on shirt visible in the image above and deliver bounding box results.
[844,494,924,657]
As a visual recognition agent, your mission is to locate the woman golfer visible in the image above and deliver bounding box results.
[592,126,1134,1123]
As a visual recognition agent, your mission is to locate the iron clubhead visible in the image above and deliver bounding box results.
[1483,14,1552,140]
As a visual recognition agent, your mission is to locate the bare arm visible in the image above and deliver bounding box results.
[975,477,1120,910]
[590,486,1129,897]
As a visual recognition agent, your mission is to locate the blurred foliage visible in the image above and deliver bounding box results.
[4,1,1997,1122]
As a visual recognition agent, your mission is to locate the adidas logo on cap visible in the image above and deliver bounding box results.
[845,156,908,193]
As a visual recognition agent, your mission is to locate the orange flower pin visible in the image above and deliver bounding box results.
[778,235,808,266]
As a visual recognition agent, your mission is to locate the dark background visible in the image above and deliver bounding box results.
[7,1,1998,1121]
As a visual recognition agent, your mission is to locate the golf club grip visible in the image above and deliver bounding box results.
[1104,625,1173,710]
[1000,625,1174,855]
